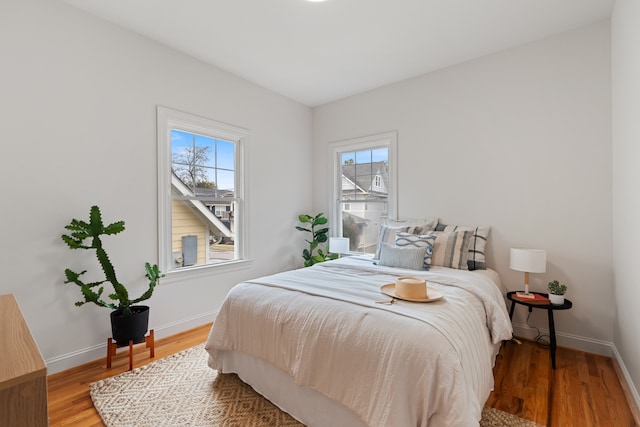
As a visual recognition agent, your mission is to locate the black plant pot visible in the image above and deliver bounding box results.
[110,305,150,345]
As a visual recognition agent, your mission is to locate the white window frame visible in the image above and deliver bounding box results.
[328,131,398,246]
[157,106,250,278]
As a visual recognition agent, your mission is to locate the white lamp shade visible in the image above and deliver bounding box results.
[509,248,546,273]
[329,237,350,254]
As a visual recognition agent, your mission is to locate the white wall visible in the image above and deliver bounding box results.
[612,0,640,407]
[313,22,612,353]
[0,0,312,373]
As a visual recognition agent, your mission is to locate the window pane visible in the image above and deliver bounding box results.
[216,169,235,194]
[341,201,387,253]
[341,152,355,164]
[195,134,215,168]
[341,159,356,199]
[194,167,217,195]
[217,139,235,170]
[371,147,387,162]
[354,150,372,164]
[171,130,192,162]
[208,201,235,263]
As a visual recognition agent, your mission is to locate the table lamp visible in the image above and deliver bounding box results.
[510,248,546,297]
[329,237,350,258]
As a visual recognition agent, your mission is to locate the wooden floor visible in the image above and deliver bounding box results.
[48,324,638,427]
[488,339,638,427]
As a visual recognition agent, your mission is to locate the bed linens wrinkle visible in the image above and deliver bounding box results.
[206,257,512,427]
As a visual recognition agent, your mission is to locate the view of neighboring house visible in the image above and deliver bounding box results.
[340,160,388,253]
[171,173,234,268]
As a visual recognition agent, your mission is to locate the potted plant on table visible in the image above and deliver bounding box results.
[61,205,164,344]
[547,280,567,305]
[296,213,338,267]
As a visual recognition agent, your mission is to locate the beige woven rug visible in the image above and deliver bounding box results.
[90,344,543,427]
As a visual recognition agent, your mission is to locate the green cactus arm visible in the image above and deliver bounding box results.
[130,263,163,305]
[95,247,118,285]
[76,284,109,308]
[103,220,125,235]
[110,281,129,307]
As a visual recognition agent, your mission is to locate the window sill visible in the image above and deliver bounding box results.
[160,259,252,285]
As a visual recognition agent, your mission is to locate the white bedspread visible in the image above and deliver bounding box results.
[206,257,513,427]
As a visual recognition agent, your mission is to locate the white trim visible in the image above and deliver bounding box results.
[161,259,252,283]
[511,322,612,356]
[612,345,640,425]
[328,131,398,237]
[157,106,249,273]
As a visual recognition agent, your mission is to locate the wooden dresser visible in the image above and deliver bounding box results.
[0,294,48,426]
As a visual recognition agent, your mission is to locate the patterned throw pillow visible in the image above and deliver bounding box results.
[375,218,438,260]
[394,232,436,270]
[378,243,428,270]
[435,224,491,270]
[429,230,473,270]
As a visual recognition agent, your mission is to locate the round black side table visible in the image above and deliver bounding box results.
[506,291,572,369]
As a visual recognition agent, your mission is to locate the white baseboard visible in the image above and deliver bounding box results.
[611,345,640,426]
[512,322,613,356]
[45,310,217,375]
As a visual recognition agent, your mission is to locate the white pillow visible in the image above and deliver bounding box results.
[378,243,427,270]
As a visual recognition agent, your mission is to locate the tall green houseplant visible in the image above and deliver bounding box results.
[296,213,338,267]
[61,205,163,316]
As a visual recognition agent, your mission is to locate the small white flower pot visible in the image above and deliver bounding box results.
[549,294,565,305]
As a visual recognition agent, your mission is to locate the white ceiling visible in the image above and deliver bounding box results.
[59,0,614,107]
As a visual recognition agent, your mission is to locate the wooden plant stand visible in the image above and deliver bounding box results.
[106,329,155,371]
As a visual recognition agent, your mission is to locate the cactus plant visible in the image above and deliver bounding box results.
[61,205,163,316]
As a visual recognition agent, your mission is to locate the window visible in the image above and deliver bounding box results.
[157,106,248,274]
[329,132,397,254]
[373,175,382,190]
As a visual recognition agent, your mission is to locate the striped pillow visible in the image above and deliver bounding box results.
[378,243,428,270]
[395,232,436,270]
[435,224,491,270]
[430,230,473,270]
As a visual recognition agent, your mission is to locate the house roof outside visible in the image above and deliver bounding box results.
[171,173,233,238]
[341,161,388,199]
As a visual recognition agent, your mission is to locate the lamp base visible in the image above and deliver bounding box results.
[515,291,535,299]
[515,283,533,299]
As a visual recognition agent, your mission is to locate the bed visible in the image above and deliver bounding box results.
[205,255,513,426]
